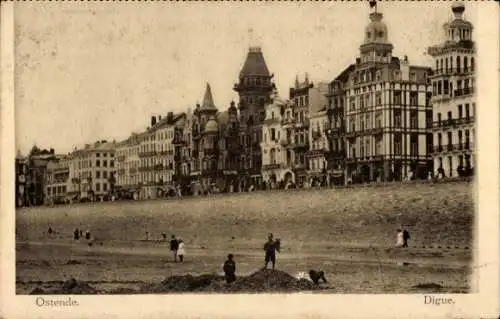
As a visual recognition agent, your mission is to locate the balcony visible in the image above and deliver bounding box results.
[203,148,217,156]
[455,116,475,125]
[263,163,282,170]
[430,67,475,77]
[153,164,164,171]
[311,130,322,140]
[293,163,306,170]
[282,118,294,126]
[370,127,383,135]
[117,155,126,161]
[159,150,174,155]
[454,87,475,97]
[138,151,156,158]
[345,131,357,139]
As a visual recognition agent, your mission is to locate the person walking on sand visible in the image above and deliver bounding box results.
[177,239,185,263]
[395,229,404,247]
[263,233,280,270]
[170,235,179,262]
[402,226,410,248]
[223,254,236,284]
[74,228,80,240]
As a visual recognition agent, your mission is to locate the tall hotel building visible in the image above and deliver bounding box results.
[343,6,432,183]
[427,3,475,178]
[233,47,275,190]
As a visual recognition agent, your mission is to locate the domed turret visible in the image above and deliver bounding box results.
[364,12,389,44]
[204,117,219,134]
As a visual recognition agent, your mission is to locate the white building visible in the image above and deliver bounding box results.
[428,3,475,178]
[68,140,117,201]
[307,107,330,186]
[261,92,295,188]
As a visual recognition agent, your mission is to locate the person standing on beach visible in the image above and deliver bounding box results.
[263,233,280,270]
[177,239,185,263]
[395,229,404,247]
[74,228,80,240]
[170,235,179,262]
[223,254,236,284]
[402,226,410,247]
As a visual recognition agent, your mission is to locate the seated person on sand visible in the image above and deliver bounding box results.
[223,254,236,284]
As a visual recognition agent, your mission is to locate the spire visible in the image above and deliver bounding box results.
[201,83,216,110]
[239,47,270,78]
[295,74,299,88]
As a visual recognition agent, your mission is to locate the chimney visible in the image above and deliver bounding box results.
[151,116,157,127]
[167,112,174,123]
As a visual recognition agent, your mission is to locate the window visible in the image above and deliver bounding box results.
[458,105,463,118]
[96,183,101,192]
[410,92,418,106]
[103,171,108,179]
[443,80,449,95]
[96,153,100,157]
[103,183,108,192]
[393,91,402,104]
[456,56,461,72]
[394,134,402,155]
[410,110,418,129]
[458,130,463,146]
[376,92,382,106]
[96,160,100,167]
[447,131,453,149]
[437,81,442,95]
[96,171,100,179]
[465,104,470,119]
[394,109,402,127]
[471,57,475,71]
[437,133,442,147]
[110,160,114,168]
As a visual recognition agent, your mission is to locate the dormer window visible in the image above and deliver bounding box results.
[377,31,384,38]
[366,31,371,39]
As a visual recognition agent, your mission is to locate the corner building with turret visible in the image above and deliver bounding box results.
[233,47,275,191]
[427,3,475,178]
[332,6,433,183]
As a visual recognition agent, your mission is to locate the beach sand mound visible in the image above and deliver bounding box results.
[142,269,321,293]
[30,278,98,294]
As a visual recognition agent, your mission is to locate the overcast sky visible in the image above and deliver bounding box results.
[14,2,479,155]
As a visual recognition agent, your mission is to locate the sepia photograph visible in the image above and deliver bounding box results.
[1,0,499,318]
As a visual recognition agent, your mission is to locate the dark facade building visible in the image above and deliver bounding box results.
[233,47,275,190]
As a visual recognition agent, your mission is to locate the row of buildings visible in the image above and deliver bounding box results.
[16,3,475,206]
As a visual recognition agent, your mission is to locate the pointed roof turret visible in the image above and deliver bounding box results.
[201,83,217,110]
[239,47,270,78]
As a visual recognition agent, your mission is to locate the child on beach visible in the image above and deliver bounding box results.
[177,239,185,263]
[395,229,404,247]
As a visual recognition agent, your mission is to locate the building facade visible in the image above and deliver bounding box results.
[342,7,432,183]
[45,156,70,204]
[69,141,117,201]
[428,3,475,178]
[307,107,330,187]
[15,154,29,207]
[233,47,275,190]
[115,133,140,198]
[261,92,295,189]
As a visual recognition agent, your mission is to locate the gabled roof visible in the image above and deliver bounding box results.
[239,47,270,78]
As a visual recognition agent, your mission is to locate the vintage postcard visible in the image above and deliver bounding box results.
[1,1,498,318]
